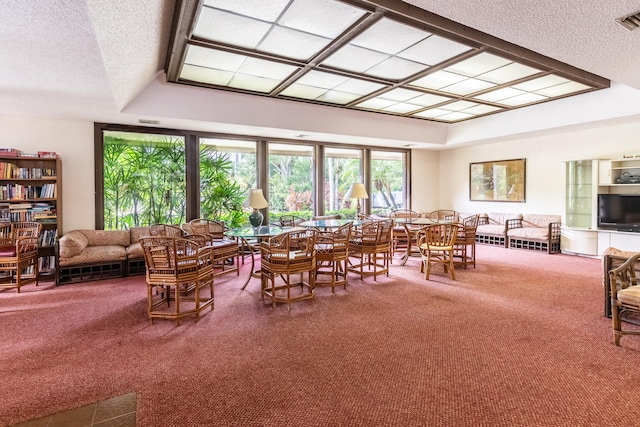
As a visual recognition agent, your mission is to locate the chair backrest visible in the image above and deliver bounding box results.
[420,223,459,248]
[311,214,341,220]
[11,221,42,238]
[278,215,305,227]
[261,229,317,269]
[389,209,419,220]
[318,223,351,253]
[426,210,460,222]
[188,218,227,239]
[140,236,201,273]
[149,223,184,238]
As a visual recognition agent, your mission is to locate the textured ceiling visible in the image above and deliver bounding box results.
[1,0,639,147]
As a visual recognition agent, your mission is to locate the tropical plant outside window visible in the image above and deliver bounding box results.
[103,131,186,229]
[199,138,256,226]
[324,147,362,219]
[268,143,314,220]
[371,151,406,214]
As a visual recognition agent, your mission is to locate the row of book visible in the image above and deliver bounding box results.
[39,228,57,247]
[9,256,56,276]
[0,162,56,179]
[0,202,56,222]
[0,148,59,159]
[0,183,56,200]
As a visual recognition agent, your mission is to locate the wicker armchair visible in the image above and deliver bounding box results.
[315,223,351,292]
[425,210,460,223]
[0,222,42,292]
[260,229,317,309]
[184,218,239,277]
[389,209,420,257]
[149,223,184,237]
[608,253,640,346]
[348,219,393,280]
[454,214,480,269]
[277,215,306,227]
[140,236,215,325]
[418,223,459,280]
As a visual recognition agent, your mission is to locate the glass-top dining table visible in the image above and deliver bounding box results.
[392,218,457,265]
[299,219,361,230]
[226,225,302,290]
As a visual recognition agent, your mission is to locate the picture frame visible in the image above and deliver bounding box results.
[469,158,526,202]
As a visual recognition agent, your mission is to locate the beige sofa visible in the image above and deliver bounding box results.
[506,214,562,253]
[56,226,159,285]
[475,212,523,247]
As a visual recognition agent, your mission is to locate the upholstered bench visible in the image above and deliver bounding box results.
[506,214,562,253]
[476,212,522,247]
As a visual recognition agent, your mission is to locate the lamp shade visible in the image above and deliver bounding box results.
[248,189,269,209]
[345,183,369,199]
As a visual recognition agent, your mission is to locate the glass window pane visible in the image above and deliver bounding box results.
[199,138,257,227]
[324,147,362,219]
[103,131,186,229]
[371,150,406,214]
[268,143,314,220]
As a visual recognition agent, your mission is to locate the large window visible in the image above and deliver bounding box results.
[96,124,409,229]
[371,150,407,214]
[103,131,186,229]
[324,147,362,218]
[268,143,314,219]
[199,138,256,225]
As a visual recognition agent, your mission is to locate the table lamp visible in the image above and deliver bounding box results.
[248,189,269,227]
[346,183,369,218]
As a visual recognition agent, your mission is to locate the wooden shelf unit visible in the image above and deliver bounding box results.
[0,155,62,278]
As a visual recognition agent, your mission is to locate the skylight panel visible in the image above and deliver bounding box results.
[203,0,290,22]
[180,64,234,86]
[228,73,283,93]
[364,56,428,80]
[512,74,568,92]
[380,88,429,102]
[280,83,328,100]
[446,52,511,77]
[184,45,246,72]
[441,78,496,95]
[280,0,366,38]
[258,26,331,60]
[321,44,389,73]
[354,97,397,110]
[535,81,591,97]
[334,78,385,95]
[194,8,271,49]
[498,92,547,106]
[317,90,363,104]
[473,87,527,103]
[398,35,473,66]
[295,70,349,89]
[382,102,423,114]
[410,70,467,90]
[350,17,429,54]
[477,62,541,84]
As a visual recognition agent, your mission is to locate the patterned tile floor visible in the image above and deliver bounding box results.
[11,393,136,427]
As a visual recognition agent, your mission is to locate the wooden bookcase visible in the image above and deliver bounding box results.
[0,155,62,278]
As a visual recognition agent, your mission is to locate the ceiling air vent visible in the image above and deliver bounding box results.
[616,11,640,31]
[138,119,160,125]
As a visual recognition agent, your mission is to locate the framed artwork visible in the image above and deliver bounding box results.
[469,158,526,202]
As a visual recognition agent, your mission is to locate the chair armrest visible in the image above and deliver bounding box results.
[549,222,561,240]
[609,253,640,299]
[505,218,522,230]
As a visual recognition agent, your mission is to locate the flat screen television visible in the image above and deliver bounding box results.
[598,194,640,230]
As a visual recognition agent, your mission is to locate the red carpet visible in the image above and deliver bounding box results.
[1,245,639,426]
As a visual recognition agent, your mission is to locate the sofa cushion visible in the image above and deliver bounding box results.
[82,229,131,247]
[126,242,144,259]
[59,245,127,267]
[522,214,561,228]
[129,226,151,244]
[487,212,522,225]
[476,224,507,236]
[58,231,89,258]
[508,227,549,240]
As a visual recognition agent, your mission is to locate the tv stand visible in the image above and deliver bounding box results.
[616,225,640,233]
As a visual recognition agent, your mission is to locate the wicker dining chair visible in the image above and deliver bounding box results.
[149,223,184,238]
[348,219,393,280]
[184,218,239,277]
[454,214,480,269]
[425,209,460,223]
[277,215,306,227]
[260,229,317,309]
[389,209,420,257]
[140,236,215,325]
[608,253,640,346]
[0,221,42,292]
[315,222,352,292]
[418,223,459,280]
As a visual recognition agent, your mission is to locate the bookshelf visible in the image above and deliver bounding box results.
[0,153,62,278]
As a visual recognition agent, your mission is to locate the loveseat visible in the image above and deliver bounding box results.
[55,227,158,285]
[475,212,523,247]
[506,214,562,253]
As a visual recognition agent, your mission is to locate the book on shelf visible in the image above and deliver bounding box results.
[0,148,18,157]
[38,151,59,158]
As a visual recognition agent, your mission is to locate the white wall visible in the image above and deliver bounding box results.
[1,115,95,231]
[410,149,440,214]
[437,119,640,218]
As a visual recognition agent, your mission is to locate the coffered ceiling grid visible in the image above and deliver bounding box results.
[166,0,609,123]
